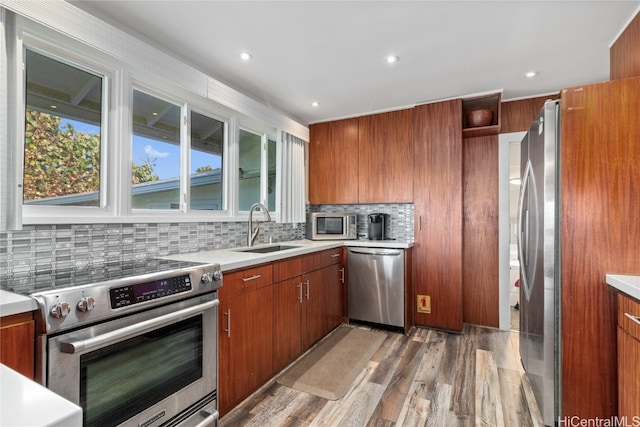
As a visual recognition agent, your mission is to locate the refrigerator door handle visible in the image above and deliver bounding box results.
[518,161,533,288]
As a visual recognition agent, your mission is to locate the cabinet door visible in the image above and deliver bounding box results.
[358,109,413,203]
[412,99,463,332]
[308,118,359,204]
[618,327,640,417]
[273,277,303,372]
[0,313,35,379]
[218,286,273,415]
[302,269,326,350]
[324,263,345,333]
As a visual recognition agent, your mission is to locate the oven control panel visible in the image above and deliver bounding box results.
[110,274,192,309]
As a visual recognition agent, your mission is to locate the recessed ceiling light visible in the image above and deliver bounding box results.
[524,71,538,78]
[240,52,252,61]
[386,55,399,64]
[312,101,320,108]
[152,112,158,116]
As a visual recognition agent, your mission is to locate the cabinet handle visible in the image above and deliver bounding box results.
[224,309,231,337]
[297,283,303,303]
[241,274,262,282]
[305,280,310,300]
[330,253,340,258]
[340,268,345,284]
[624,312,640,326]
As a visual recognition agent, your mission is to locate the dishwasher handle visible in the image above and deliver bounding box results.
[349,248,403,256]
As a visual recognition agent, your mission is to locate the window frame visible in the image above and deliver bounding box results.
[236,123,278,216]
[17,23,116,224]
[187,106,228,213]
[2,8,301,229]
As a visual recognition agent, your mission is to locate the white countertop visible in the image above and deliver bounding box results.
[161,239,413,271]
[606,274,640,301]
[0,239,414,316]
[0,364,82,427]
[0,289,38,317]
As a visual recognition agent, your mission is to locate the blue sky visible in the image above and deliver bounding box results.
[62,119,220,179]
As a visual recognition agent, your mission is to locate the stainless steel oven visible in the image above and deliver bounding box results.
[29,259,222,427]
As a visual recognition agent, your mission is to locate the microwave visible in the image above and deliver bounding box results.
[307,212,357,240]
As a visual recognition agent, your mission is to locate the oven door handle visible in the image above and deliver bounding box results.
[59,299,219,354]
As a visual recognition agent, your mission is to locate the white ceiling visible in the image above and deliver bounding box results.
[70,1,639,125]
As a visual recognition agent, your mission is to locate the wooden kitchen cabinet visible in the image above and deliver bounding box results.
[272,249,345,372]
[308,109,413,204]
[273,268,326,372]
[321,247,346,331]
[273,276,304,371]
[308,118,359,204]
[218,265,273,416]
[617,293,640,418]
[0,312,35,379]
[301,268,327,350]
[358,109,413,203]
[324,263,345,332]
[412,99,463,332]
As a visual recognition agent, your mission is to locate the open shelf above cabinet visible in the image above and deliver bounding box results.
[462,92,501,138]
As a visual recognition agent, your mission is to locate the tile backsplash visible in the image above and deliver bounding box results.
[0,203,413,294]
[308,203,414,242]
[0,221,304,294]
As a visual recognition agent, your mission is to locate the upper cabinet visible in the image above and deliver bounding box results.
[309,118,359,204]
[358,109,413,203]
[462,92,501,138]
[308,108,413,204]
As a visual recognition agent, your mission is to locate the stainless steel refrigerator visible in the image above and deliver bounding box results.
[518,99,560,426]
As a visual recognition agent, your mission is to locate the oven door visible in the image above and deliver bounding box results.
[47,294,218,427]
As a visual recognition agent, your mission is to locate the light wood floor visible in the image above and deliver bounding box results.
[220,324,543,426]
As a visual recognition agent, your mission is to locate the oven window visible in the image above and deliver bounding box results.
[318,217,344,235]
[80,316,203,427]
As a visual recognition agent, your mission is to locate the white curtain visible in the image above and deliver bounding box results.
[279,131,306,223]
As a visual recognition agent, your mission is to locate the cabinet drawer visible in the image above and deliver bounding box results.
[618,293,640,340]
[220,264,273,300]
[321,248,343,267]
[273,253,322,282]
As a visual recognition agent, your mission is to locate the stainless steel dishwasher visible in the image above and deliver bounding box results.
[347,247,404,328]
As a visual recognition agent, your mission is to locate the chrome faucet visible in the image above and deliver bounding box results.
[247,202,271,247]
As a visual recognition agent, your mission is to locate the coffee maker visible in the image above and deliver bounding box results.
[367,213,389,240]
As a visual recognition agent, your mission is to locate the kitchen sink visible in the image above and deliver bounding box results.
[234,245,299,254]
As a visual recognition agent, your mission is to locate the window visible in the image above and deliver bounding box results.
[3,7,306,228]
[131,89,181,210]
[190,111,224,211]
[23,48,104,207]
[267,138,277,210]
[238,129,277,212]
[131,89,227,212]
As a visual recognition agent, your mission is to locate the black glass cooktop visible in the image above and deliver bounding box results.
[5,258,206,296]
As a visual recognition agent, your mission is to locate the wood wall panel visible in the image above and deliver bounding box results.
[412,100,463,332]
[610,12,640,80]
[500,95,556,134]
[358,109,413,203]
[462,135,499,328]
[560,78,640,419]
